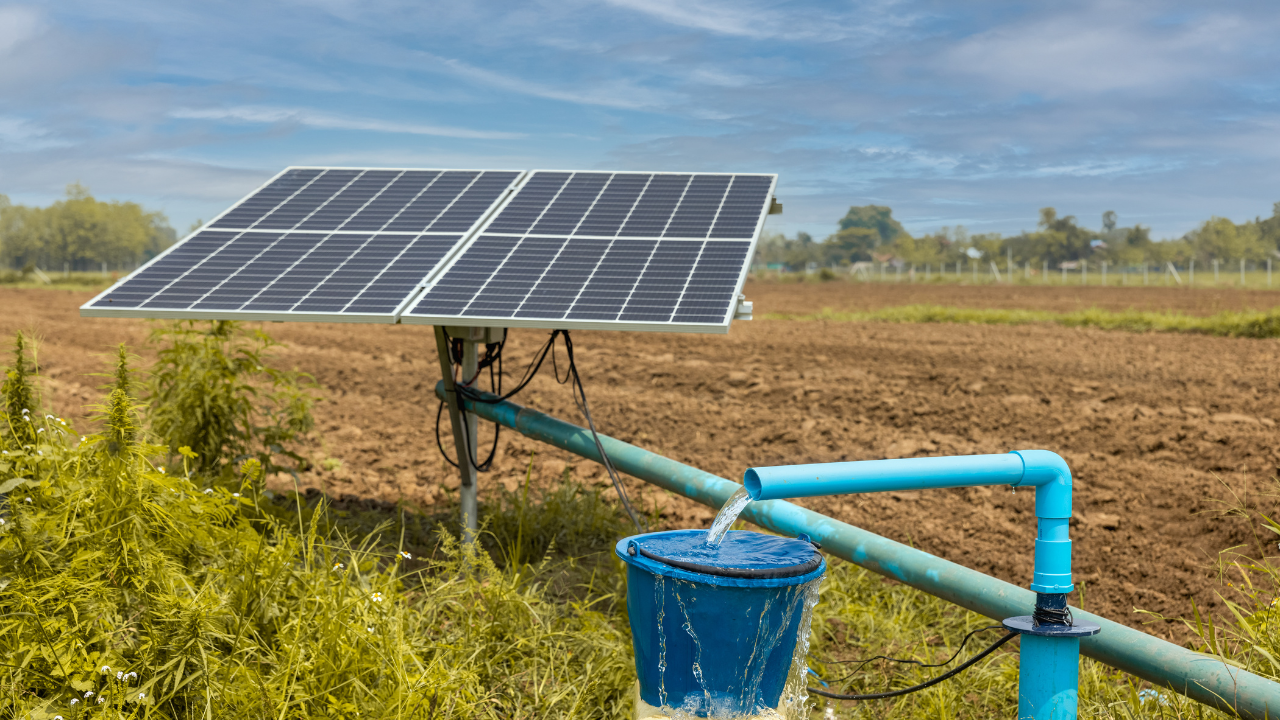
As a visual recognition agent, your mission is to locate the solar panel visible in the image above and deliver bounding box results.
[81,167,523,322]
[401,171,775,333]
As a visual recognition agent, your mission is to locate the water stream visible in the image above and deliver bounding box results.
[705,486,752,547]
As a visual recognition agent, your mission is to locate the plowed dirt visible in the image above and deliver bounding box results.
[3,282,1278,641]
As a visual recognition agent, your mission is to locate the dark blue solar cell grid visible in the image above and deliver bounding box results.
[672,241,750,322]
[93,231,241,307]
[573,174,649,237]
[515,238,610,318]
[430,171,521,233]
[565,239,658,320]
[618,241,702,321]
[140,232,282,309]
[709,176,771,239]
[296,171,399,231]
[487,173,570,234]
[211,169,322,230]
[663,175,731,238]
[530,173,610,235]
[254,170,361,230]
[339,171,439,231]
[618,175,690,237]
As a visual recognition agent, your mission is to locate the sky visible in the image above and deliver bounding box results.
[0,0,1277,241]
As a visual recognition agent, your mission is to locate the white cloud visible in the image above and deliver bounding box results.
[168,106,525,140]
[941,4,1263,96]
[598,0,884,42]
[0,115,69,150]
[433,55,679,111]
[0,6,43,55]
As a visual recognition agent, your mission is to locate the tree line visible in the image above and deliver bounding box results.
[0,184,176,272]
[756,203,1280,271]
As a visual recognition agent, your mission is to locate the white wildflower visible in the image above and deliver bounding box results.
[332,562,344,570]
[138,692,145,699]
[116,671,123,679]
[80,436,86,442]
[85,691,94,698]
[371,592,385,603]
[398,551,412,560]
[46,414,53,420]
[100,665,110,673]
[367,626,375,632]
[232,493,240,497]
[54,716,63,720]
[128,672,137,679]
[0,519,6,525]
[70,698,79,705]
[98,697,105,703]
[159,467,165,473]
[36,451,42,456]
[203,489,213,494]
[37,428,44,433]
[24,497,31,503]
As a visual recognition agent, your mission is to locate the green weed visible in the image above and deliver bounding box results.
[147,321,316,483]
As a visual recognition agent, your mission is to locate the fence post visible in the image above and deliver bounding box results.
[1143,264,1148,285]
[1269,258,1273,287]
[1241,259,1246,287]
[1213,259,1219,284]
[1190,259,1195,286]
[1082,261,1087,285]
[1101,261,1107,286]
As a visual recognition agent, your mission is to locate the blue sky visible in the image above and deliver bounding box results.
[0,0,1277,241]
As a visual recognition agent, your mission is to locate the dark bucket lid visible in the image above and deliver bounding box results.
[617,530,823,586]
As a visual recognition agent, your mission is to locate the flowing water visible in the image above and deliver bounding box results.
[705,487,752,547]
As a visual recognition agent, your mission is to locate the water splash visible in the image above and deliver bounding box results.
[656,574,668,709]
[705,486,752,547]
[672,581,713,715]
[778,578,823,720]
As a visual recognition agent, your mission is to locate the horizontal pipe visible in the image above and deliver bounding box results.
[746,451,1076,593]
[437,382,1280,719]
[744,454,1025,500]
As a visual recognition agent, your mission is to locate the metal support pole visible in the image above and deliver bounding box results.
[433,326,481,542]
[1190,259,1195,286]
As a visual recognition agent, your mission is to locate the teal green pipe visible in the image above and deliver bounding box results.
[436,382,1280,719]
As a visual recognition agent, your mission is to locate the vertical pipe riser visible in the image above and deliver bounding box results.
[1019,636,1080,720]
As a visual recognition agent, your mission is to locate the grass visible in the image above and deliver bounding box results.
[766,304,1280,339]
[750,268,1280,291]
[0,270,115,291]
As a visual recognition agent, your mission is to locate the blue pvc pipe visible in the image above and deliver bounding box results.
[435,382,1280,719]
[746,451,1074,593]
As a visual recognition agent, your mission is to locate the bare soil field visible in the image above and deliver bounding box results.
[3,282,1279,641]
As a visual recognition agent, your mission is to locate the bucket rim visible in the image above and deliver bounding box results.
[615,530,827,588]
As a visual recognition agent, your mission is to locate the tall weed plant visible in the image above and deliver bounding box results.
[0,332,634,719]
[147,321,315,482]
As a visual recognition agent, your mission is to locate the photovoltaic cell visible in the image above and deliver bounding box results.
[404,168,773,330]
[84,166,523,320]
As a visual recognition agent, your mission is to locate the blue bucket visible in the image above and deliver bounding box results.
[616,529,826,717]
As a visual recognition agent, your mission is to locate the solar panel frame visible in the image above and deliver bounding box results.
[80,167,526,324]
[399,170,776,334]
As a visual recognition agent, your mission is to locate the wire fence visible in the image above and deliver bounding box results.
[754,258,1278,289]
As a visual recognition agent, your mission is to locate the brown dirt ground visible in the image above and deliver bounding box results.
[3,282,1279,642]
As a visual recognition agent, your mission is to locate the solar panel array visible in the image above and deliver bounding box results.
[82,167,776,332]
[402,171,773,330]
[83,168,520,320]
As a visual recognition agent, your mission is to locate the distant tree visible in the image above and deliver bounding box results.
[1189,217,1267,262]
[838,205,907,246]
[828,227,880,263]
[1259,202,1280,254]
[1102,211,1117,232]
[0,184,174,270]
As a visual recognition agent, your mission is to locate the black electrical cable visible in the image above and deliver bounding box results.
[558,330,645,533]
[432,328,645,533]
[812,625,1006,681]
[808,630,1018,701]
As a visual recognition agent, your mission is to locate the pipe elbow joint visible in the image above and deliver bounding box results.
[1015,450,1075,593]
[1013,449,1072,520]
